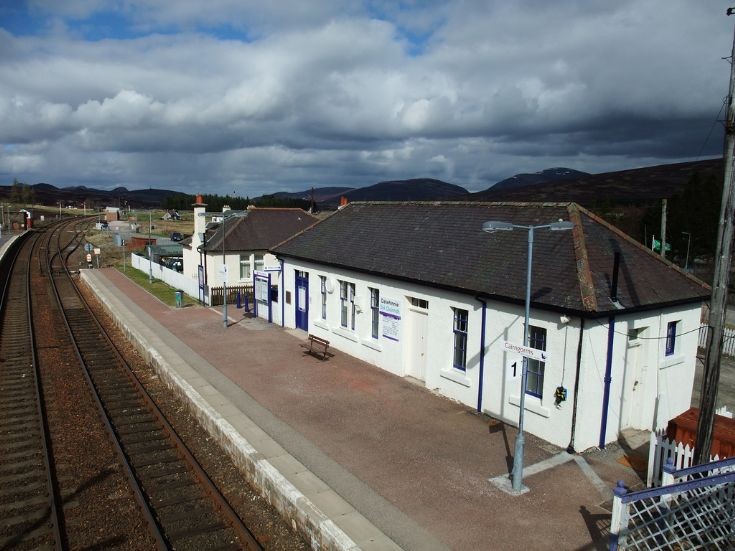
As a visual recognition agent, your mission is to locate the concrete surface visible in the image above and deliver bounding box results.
[81,268,649,551]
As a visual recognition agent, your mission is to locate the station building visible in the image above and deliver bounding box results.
[181,196,317,315]
[270,201,709,451]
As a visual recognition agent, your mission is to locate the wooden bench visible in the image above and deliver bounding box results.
[306,334,330,360]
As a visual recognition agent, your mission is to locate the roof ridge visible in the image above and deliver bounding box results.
[269,207,342,251]
[567,203,598,312]
[347,201,574,207]
[574,204,711,291]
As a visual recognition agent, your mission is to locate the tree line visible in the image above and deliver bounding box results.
[161,192,309,211]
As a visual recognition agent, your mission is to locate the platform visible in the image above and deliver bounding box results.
[81,268,644,550]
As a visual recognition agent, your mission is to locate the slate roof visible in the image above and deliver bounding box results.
[203,208,318,253]
[271,202,709,316]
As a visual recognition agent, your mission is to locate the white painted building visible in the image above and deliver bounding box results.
[271,202,708,451]
[181,196,317,313]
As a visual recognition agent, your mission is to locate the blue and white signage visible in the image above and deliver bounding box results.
[379,296,401,342]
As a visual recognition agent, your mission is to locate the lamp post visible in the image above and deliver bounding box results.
[682,231,691,272]
[220,211,246,328]
[482,218,574,492]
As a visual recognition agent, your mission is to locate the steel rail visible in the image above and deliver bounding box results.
[0,228,65,550]
[45,219,169,551]
[47,219,262,550]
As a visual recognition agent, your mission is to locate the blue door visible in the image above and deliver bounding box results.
[295,271,309,331]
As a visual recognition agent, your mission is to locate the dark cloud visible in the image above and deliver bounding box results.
[0,1,732,195]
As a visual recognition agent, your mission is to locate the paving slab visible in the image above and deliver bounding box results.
[80,267,646,550]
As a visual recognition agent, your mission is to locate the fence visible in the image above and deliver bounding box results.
[647,429,719,487]
[610,456,735,550]
[130,253,203,302]
[209,284,254,307]
[698,323,735,357]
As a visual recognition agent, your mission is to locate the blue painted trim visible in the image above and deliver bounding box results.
[476,298,487,412]
[620,470,735,504]
[599,315,616,449]
[673,455,735,478]
[267,272,273,323]
[280,258,285,327]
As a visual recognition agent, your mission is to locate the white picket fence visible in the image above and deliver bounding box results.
[647,430,720,487]
[698,323,735,356]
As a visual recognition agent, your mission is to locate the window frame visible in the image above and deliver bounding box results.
[339,280,356,330]
[239,254,251,280]
[253,253,264,273]
[320,276,327,320]
[525,325,546,398]
[370,287,380,339]
[452,308,469,371]
[665,321,678,356]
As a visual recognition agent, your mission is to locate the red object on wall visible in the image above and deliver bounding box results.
[666,407,735,458]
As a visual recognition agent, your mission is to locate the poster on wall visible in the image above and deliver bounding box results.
[379,296,401,341]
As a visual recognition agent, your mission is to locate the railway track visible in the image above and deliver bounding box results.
[0,230,64,550]
[45,220,262,550]
[1,220,266,550]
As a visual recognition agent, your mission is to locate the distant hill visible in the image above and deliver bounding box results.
[472,159,722,204]
[260,187,355,203]
[253,179,469,206]
[487,167,590,192]
[344,178,468,202]
[0,182,190,208]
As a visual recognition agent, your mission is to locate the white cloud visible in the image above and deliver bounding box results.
[0,1,731,195]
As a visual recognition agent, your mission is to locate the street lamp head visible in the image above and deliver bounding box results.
[482,220,514,233]
[549,220,574,231]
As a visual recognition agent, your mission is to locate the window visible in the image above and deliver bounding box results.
[526,326,546,398]
[320,276,327,320]
[370,288,379,339]
[239,255,251,279]
[254,253,264,273]
[270,284,279,303]
[409,297,428,309]
[666,321,678,356]
[452,308,468,370]
[339,280,356,330]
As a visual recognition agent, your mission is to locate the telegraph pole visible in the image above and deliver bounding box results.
[694,10,735,464]
[660,199,667,259]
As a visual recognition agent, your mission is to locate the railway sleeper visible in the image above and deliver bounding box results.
[170,525,242,551]
[110,412,157,427]
[115,421,163,437]
[119,429,167,445]
[0,494,50,515]
[125,438,173,454]
[137,461,190,481]
[128,448,182,468]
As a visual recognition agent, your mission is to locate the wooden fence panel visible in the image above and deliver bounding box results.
[209,284,254,307]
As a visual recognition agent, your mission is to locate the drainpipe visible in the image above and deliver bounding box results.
[567,317,586,454]
[475,297,488,412]
[280,258,285,327]
[599,252,621,449]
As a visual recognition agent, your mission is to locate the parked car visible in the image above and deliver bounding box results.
[170,232,183,242]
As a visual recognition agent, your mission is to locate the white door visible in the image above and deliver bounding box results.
[621,328,647,429]
[406,307,428,380]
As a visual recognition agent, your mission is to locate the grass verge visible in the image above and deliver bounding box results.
[115,265,199,308]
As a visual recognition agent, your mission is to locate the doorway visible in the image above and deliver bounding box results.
[295,270,309,331]
[406,297,429,381]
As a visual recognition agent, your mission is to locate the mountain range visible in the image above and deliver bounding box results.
[1,157,723,209]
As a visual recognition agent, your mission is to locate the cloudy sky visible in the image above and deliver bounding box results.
[0,1,732,196]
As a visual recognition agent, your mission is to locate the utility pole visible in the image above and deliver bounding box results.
[695,10,735,465]
[660,198,667,259]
